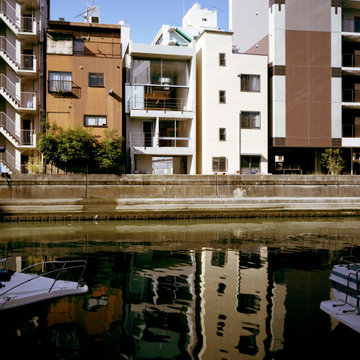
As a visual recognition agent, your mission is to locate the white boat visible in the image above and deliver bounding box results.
[320,256,360,333]
[0,259,88,310]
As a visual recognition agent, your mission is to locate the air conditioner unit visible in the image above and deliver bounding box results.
[275,155,284,163]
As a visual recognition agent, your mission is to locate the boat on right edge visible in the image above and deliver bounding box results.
[320,256,360,333]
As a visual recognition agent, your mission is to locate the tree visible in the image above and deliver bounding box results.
[95,129,124,173]
[38,123,124,174]
[321,148,345,175]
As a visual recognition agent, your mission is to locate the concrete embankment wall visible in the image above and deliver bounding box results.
[1,174,360,221]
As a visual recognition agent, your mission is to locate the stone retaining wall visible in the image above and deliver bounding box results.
[1,174,360,199]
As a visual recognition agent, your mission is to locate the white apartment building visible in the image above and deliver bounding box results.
[196,30,268,174]
[0,0,48,174]
[124,42,196,174]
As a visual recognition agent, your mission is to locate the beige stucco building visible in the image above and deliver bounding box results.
[46,20,122,141]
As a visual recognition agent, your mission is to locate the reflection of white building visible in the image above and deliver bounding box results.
[125,43,196,174]
[198,247,285,359]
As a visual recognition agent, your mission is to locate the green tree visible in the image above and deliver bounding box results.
[321,148,345,175]
[95,129,124,173]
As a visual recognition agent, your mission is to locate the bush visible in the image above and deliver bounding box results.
[321,148,344,175]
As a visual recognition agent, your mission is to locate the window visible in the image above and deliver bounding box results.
[240,74,260,92]
[212,157,227,172]
[241,156,260,174]
[219,90,226,104]
[84,115,107,127]
[74,38,85,55]
[241,112,261,129]
[219,128,226,141]
[89,73,104,87]
[48,71,72,93]
[219,53,226,66]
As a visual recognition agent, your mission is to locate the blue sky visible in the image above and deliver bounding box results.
[50,0,229,43]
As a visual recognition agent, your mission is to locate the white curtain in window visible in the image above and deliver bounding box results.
[250,76,260,91]
[61,72,72,92]
[49,72,60,92]
[251,113,261,128]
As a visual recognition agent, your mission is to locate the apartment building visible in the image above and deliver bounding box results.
[196,30,268,174]
[46,18,122,141]
[0,0,48,174]
[124,42,196,174]
[230,0,360,175]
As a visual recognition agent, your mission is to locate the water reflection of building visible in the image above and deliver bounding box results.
[198,248,270,359]
[123,251,197,359]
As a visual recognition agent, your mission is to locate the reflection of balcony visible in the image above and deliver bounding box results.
[343,123,360,137]
[48,80,81,98]
[129,132,192,148]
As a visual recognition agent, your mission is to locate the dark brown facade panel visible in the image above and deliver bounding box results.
[309,67,331,103]
[286,31,309,66]
[332,138,342,147]
[331,0,341,7]
[309,32,331,67]
[332,68,342,77]
[286,66,308,102]
[269,0,285,7]
[273,138,286,146]
[308,103,332,139]
[273,65,286,76]
[286,101,309,139]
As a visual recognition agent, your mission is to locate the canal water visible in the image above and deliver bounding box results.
[0,218,359,360]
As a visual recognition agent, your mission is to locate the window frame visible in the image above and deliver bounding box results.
[84,115,107,127]
[89,73,104,87]
[219,128,226,141]
[240,74,261,92]
[240,111,261,129]
[212,157,227,173]
[219,90,226,104]
[219,53,226,66]
[48,71,73,93]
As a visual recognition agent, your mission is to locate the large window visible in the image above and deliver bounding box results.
[212,157,227,172]
[132,58,189,86]
[84,115,107,127]
[48,71,72,93]
[240,74,260,92]
[241,112,261,129]
[73,38,85,55]
[89,73,104,87]
[219,90,226,104]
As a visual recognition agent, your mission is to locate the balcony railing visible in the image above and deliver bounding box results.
[128,98,188,112]
[0,112,35,145]
[20,92,36,109]
[129,132,191,148]
[0,36,36,71]
[343,89,360,102]
[343,54,360,67]
[0,149,17,172]
[343,124,360,138]
[0,0,35,33]
[20,16,34,33]
[48,80,81,98]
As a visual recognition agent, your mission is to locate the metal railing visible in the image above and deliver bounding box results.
[128,97,188,112]
[0,36,35,70]
[343,54,360,68]
[343,89,360,102]
[129,132,192,148]
[0,0,18,30]
[20,92,36,109]
[0,111,19,142]
[20,15,34,33]
[0,148,17,172]
[343,123,360,138]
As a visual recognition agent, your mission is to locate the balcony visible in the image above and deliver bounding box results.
[0,112,35,146]
[343,123,360,137]
[129,132,192,149]
[342,89,360,108]
[342,19,360,40]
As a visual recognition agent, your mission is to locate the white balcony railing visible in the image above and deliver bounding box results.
[128,97,189,112]
[0,112,35,145]
[129,132,192,148]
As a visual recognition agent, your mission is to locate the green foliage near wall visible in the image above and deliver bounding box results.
[38,122,124,174]
[321,148,345,175]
